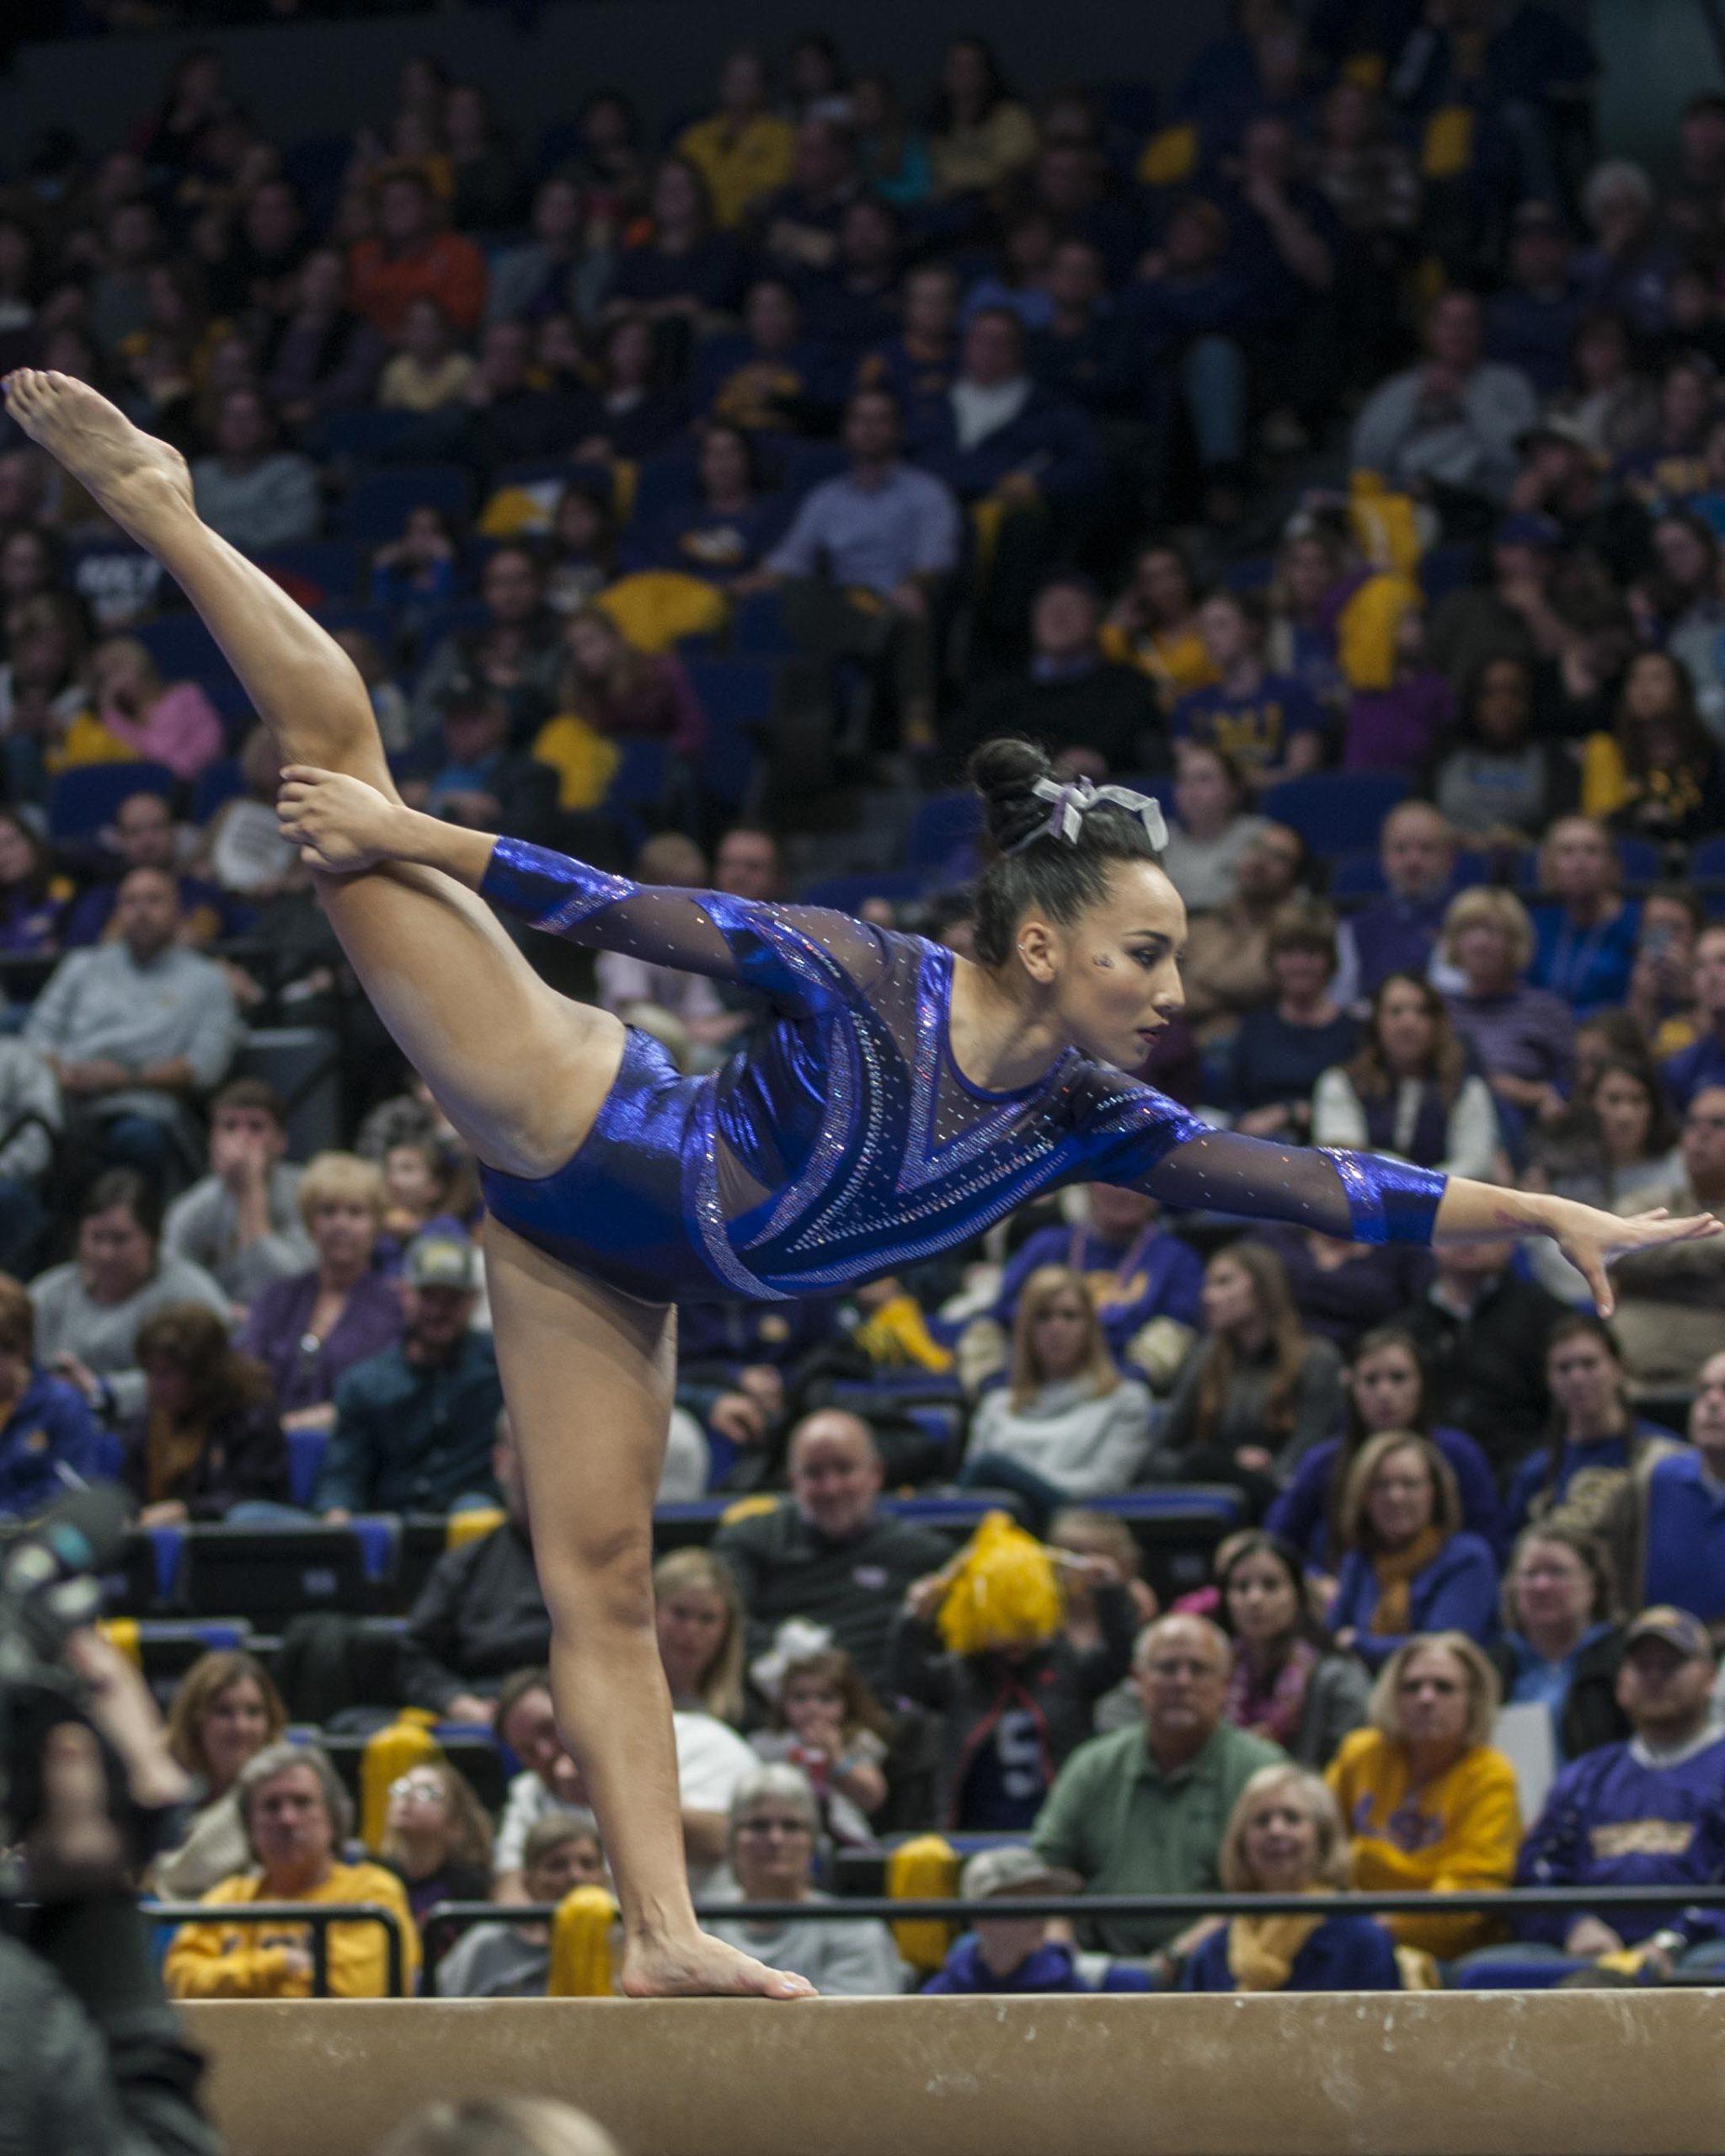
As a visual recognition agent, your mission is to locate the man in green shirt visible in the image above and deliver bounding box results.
[1032,1612,1284,1959]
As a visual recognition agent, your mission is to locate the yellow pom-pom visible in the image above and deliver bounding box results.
[935,1511,1064,1656]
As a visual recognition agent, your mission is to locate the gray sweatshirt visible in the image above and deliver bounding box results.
[163,1166,314,1305]
[966,1374,1155,1498]
[29,1253,231,1417]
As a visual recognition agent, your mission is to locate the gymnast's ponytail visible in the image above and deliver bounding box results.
[968,738,1165,969]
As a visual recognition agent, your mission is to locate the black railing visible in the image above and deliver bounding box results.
[419,1883,1725,1967]
[147,1899,409,1999]
[147,1885,1725,2000]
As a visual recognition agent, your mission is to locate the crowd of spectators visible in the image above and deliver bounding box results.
[0,8,1722,2005]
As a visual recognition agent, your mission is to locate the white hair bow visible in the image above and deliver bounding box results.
[749,1617,835,1704]
[1006,774,1168,855]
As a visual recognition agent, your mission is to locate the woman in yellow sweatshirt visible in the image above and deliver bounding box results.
[165,1740,419,1999]
[1325,1631,1520,1957]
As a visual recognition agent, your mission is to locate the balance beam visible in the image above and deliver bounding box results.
[184,1990,1725,2156]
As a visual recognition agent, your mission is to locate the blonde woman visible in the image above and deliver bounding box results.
[1182,1764,1400,1990]
[654,1548,757,1892]
[1439,886,1574,1123]
[1325,1631,1519,1956]
[1327,1430,1498,1667]
[959,1262,1153,1518]
[152,1648,287,1897]
[60,632,222,779]
[239,1150,402,1425]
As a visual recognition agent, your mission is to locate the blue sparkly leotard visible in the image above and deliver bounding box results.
[476,837,1447,1305]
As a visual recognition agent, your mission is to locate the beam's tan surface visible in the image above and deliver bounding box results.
[184,1990,1725,2156]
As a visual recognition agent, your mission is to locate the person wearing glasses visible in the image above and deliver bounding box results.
[706,1765,904,1994]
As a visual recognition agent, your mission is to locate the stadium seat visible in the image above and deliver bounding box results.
[626,446,702,534]
[341,465,476,546]
[190,757,246,823]
[729,586,796,657]
[182,1524,387,1618]
[796,868,928,912]
[1692,834,1725,883]
[132,612,228,680]
[310,600,395,648]
[47,760,176,841]
[318,408,424,465]
[1418,543,1478,605]
[1261,771,1409,856]
[1448,1956,1588,1988]
[256,539,363,604]
[905,790,983,871]
[126,1619,254,1688]
[684,657,777,809]
[286,1422,331,1510]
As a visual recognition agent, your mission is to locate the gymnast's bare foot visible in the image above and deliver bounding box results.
[2,370,194,547]
[621,1929,817,2000]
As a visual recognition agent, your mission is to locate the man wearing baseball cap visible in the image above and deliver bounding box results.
[1509,1606,1725,1974]
[920,1845,1150,1994]
[315,1230,503,1518]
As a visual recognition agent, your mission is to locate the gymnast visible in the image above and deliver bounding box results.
[4,367,1716,2001]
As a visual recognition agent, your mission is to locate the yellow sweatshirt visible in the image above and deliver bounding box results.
[1325,1727,1520,1956]
[163,1859,421,1999]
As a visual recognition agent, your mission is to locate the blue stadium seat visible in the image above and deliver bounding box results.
[770,437,848,501]
[48,761,176,840]
[627,446,702,534]
[905,790,983,871]
[341,465,476,545]
[200,675,254,733]
[1418,543,1478,605]
[1261,771,1410,856]
[1693,835,1725,883]
[286,1422,330,1510]
[1617,836,1664,883]
[729,586,796,657]
[796,868,929,912]
[684,655,777,730]
[147,1525,186,1604]
[682,656,777,808]
[1329,849,1387,897]
[1089,1489,1245,1527]
[1449,1956,1587,1988]
[190,758,246,824]
[310,600,395,648]
[318,408,423,465]
[1220,554,1274,591]
[132,613,227,680]
[605,734,672,814]
[282,131,358,226]
[256,539,362,603]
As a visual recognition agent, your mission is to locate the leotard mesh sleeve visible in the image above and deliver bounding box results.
[479,835,890,1012]
[1077,1075,1447,1246]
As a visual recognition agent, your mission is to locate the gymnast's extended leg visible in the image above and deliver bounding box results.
[1,367,810,1999]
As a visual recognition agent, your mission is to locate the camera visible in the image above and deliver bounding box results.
[0,1484,148,1889]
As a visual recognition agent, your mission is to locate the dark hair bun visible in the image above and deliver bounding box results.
[968,736,1053,856]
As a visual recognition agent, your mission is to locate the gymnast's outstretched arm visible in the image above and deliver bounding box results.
[1115,1108,1722,1318]
[276,771,888,1006]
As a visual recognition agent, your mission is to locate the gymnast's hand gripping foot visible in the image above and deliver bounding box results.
[13,371,1720,2005]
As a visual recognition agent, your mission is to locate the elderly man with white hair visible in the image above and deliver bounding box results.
[1031,1612,1285,1967]
[163,1740,419,1999]
[705,1764,905,1994]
